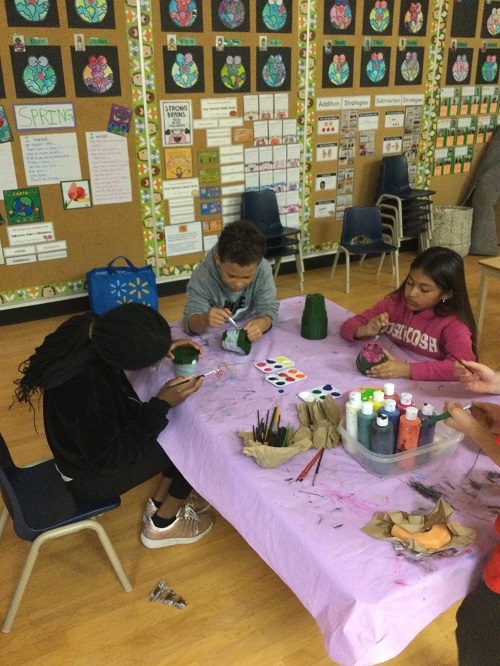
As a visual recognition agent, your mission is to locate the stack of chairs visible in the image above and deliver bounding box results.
[375,155,436,251]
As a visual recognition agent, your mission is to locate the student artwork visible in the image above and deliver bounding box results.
[255,356,295,372]
[476,50,500,85]
[212,0,249,32]
[400,1,427,35]
[256,47,291,91]
[483,5,500,37]
[60,179,92,209]
[212,47,251,93]
[363,0,393,34]
[325,0,356,35]
[446,49,473,86]
[298,384,343,402]
[107,104,132,137]
[163,46,205,93]
[256,0,292,33]
[6,0,60,26]
[10,47,65,98]
[395,47,424,86]
[322,46,354,88]
[71,46,121,97]
[451,0,477,38]
[161,0,203,31]
[0,106,13,143]
[66,0,115,29]
[265,368,307,386]
[361,48,391,86]
[4,187,43,224]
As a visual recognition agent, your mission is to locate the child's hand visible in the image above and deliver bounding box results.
[354,313,390,339]
[453,360,500,394]
[469,402,500,434]
[365,348,412,379]
[243,319,264,342]
[206,307,232,329]
[444,401,483,436]
[156,375,203,405]
[168,338,203,361]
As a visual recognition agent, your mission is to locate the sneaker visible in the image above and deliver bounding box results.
[185,489,211,514]
[140,505,213,549]
[143,498,158,524]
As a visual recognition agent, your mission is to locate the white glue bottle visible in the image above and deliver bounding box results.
[346,390,362,439]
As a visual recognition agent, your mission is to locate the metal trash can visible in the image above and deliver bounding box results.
[430,205,473,257]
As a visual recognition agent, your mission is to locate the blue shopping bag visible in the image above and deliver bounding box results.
[86,256,158,315]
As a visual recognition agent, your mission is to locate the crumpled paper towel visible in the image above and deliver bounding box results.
[361,498,476,554]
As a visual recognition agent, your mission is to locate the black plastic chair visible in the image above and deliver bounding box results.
[376,155,436,199]
[0,433,132,633]
[330,207,399,293]
[241,190,304,290]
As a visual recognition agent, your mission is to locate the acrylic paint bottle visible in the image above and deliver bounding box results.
[378,399,400,452]
[418,403,436,446]
[371,389,386,413]
[397,392,415,415]
[371,414,394,455]
[396,406,421,452]
[358,400,376,449]
[383,382,400,405]
[346,390,362,439]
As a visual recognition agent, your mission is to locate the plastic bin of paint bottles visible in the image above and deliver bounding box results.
[337,419,463,477]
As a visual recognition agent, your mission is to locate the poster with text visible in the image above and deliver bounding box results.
[161,99,193,147]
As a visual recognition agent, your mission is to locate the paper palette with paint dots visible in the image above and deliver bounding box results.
[298,384,343,402]
[254,356,295,373]
[265,368,307,386]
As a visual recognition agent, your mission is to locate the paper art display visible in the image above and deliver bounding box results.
[4,187,43,224]
[446,48,473,86]
[107,104,132,136]
[161,99,193,147]
[322,46,354,88]
[163,46,205,93]
[61,179,92,209]
[256,0,292,33]
[6,0,60,26]
[361,48,391,87]
[213,47,251,93]
[476,49,500,85]
[256,47,291,91]
[212,0,249,32]
[0,105,13,142]
[161,0,203,32]
[363,0,393,35]
[398,0,427,35]
[66,0,116,29]
[71,46,121,97]
[395,47,424,86]
[324,0,356,35]
[10,46,66,98]
[481,3,500,38]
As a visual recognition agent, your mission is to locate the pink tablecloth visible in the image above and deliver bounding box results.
[130,296,500,666]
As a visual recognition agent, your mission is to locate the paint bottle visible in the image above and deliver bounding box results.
[371,389,385,412]
[383,382,400,405]
[418,403,436,447]
[396,406,421,452]
[371,414,394,455]
[345,390,362,439]
[378,399,400,452]
[357,400,376,449]
[397,392,415,415]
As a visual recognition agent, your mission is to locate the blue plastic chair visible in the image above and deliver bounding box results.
[376,155,436,199]
[330,207,399,293]
[0,433,132,633]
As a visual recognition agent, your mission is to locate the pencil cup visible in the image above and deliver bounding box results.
[301,293,328,340]
[222,329,252,355]
[171,346,200,377]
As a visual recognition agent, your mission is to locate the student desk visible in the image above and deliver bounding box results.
[130,297,500,666]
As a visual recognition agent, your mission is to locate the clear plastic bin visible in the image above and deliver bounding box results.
[338,419,463,476]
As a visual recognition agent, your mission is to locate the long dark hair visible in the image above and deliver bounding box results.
[15,303,172,408]
[394,246,477,356]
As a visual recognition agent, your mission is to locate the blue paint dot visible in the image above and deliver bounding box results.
[279,389,284,393]
[331,391,341,397]
[323,384,332,390]
[274,364,283,369]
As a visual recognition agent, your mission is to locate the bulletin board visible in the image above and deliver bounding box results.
[0,0,144,304]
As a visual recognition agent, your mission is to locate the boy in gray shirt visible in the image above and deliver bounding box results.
[184,220,279,341]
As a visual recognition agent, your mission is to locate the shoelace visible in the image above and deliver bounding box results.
[181,504,199,522]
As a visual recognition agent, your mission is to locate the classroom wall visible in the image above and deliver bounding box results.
[0,0,498,312]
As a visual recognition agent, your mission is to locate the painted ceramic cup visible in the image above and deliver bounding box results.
[356,341,388,375]
[222,329,252,355]
[301,293,328,340]
[171,345,200,377]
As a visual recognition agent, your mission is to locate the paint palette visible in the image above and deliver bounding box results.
[254,356,295,373]
[298,384,343,402]
[265,368,307,387]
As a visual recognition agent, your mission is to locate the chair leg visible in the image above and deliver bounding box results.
[359,253,366,265]
[272,258,282,280]
[0,507,9,540]
[345,252,350,293]
[1,519,131,633]
[393,250,400,288]
[330,248,341,279]
[376,253,386,276]
[295,253,304,292]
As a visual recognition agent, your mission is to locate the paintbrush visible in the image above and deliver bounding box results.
[295,449,323,482]
[311,449,325,487]
[450,354,475,375]
[226,315,239,328]
[171,369,218,388]
[420,404,472,427]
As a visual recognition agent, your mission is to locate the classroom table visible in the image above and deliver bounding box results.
[130,297,500,666]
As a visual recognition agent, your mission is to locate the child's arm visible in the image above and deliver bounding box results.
[243,316,273,342]
[245,260,279,341]
[454,361,500,394]
[186,308,232,335]
[340,298,392,341]
[445,401,500,466]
